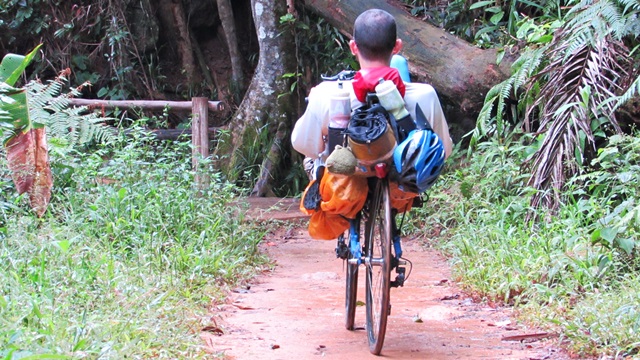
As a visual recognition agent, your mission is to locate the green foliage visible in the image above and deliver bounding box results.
[561,274,640,356]
[285,9,354,86]
[572,134,640,257]
[402,0,568,47]
[0,131,268,358]
[410,129,640,357]
[0,0,50,46]
[0,45,42,143]
[0,1,159,100]
[471,0,640,212]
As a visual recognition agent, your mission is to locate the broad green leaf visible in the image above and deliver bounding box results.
[0,88,32,144]
[0,44,42,86]
[475,25,499,38]
[54,239,71,253]
[532,34,553,43]
[496,48,505,65]
[470,1,495,10]
[615,237,635,255]
[599,227,618,244]
[118,187,127,200]
[490,11,505,25]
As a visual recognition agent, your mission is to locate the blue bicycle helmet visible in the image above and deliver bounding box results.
[393,129,445,193]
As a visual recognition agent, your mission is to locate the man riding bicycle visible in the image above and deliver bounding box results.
[291,8,453,240]
[290,9,455,354]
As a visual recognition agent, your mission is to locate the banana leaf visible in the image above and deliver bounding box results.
[0,44,52,218]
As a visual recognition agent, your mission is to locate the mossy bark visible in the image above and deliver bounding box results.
[214,0,298,196]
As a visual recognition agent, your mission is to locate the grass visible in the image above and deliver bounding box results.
[3,121,640,359]
[409,132,640,358]
[0,131,269,359]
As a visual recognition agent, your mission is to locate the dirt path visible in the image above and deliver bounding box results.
[205,198,567,359]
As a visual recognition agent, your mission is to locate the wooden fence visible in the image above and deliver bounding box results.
[68,97,225,189]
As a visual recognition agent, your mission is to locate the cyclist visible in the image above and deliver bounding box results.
[291,8,453,163]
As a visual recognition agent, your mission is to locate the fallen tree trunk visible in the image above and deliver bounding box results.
[302,0,517,138]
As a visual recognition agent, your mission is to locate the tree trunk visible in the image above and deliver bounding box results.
[156,0,196,84]
[214,0,298,197]
[216,0,245,92]
[301,0,518,138]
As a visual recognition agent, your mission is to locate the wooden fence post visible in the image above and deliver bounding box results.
[192,97,209,190]
[67,97,227,192]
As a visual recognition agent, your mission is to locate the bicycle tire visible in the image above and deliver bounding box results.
[364,178,392,355]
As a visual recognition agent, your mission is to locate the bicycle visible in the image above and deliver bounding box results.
[334,165,413,355]
[323,70,412,355]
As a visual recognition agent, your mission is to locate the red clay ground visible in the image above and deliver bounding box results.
[204,198,569,359]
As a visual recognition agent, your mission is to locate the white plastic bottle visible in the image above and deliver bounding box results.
[375,78,410,120]
[327,82,351,155]
[329,82,351,129]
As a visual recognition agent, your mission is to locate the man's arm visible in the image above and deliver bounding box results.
[291,84,330,158]
[403,83,454,158]
[292,81,348,159]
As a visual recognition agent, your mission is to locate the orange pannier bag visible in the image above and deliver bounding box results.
[308,211,350,240]
[389,181,418,213]
[300,172,368,240]
[319,172,367,218]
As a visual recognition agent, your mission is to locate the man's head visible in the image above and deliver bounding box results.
[350,9,402,65]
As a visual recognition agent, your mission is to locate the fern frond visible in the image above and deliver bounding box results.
[24,72,115,152]
[615,76,640,108]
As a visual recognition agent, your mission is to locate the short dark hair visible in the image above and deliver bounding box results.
[353,9,397,62]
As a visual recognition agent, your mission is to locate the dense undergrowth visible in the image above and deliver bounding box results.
[0,131,269,359]
[409,132,640,358]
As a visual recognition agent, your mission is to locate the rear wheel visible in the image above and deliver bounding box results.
[345,217,360,330]
[364,179,392,355]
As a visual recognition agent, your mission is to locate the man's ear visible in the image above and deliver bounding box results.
[392,39,403,54]
[349,40,358,56]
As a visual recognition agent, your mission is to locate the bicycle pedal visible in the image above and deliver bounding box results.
[390,267,406,288]
[335,242,349,260]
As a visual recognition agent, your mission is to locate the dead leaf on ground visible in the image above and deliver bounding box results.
[201,326,224,336]
[441,294,460,300]
[231,303,255,310]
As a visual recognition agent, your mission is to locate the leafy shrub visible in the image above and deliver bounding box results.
[0,132,268,358]
[409,129,640,357]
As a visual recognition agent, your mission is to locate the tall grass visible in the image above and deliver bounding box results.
[410,131,640,358]
[0,130,269,359]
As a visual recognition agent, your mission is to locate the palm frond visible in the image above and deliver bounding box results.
[524,30,632,212]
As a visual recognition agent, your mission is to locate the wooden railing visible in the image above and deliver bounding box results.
[68,97,225,189]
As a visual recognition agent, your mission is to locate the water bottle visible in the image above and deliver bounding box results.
[375,78,410,120]
[327,82,351,153]
[375,78,415,142]
[390,54,411,83]
[329,82,350,129]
